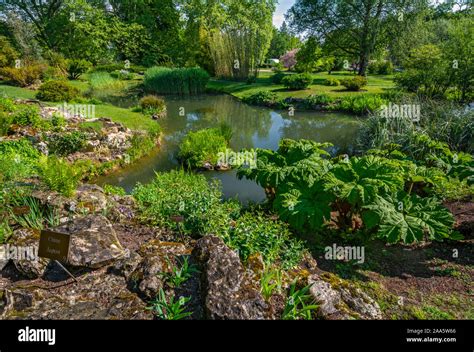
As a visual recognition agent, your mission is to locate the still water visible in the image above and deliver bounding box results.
[98,95,361,203]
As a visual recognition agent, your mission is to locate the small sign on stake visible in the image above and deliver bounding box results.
[38,230,77,282]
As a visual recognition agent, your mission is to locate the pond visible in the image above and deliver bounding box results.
[98,94,362,203]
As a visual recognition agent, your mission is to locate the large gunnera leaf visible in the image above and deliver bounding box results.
[363,193,456,244]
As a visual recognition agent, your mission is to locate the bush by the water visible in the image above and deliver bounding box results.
[243,90,282,107]
[341,76,368,91]
[144,67,210,95]
[139,95,166,115]
[36,80,80,102]
[335,95,387,114]
[178,127,231,169]
[282,73,313,90]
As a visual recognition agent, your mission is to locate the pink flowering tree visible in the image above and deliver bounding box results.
[280,49,299,70]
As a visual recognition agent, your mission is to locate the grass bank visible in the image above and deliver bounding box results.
[0,82,156,131]
[207,71,395,99]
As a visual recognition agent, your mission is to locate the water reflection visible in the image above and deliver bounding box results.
[98,95,361,203]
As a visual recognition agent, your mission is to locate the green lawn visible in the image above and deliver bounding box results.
[207,71,396,100]
[0,83,37,100]
[0,82,155,131]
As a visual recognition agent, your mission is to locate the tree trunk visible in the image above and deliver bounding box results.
[358,53,368,76]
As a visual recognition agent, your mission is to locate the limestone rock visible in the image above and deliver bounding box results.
[194,235,269,320]
[1,272,152,320]
[9,229,49,279]
[52,215,125,269]
[308,274,382,320]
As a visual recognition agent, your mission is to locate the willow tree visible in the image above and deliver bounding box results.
[205,0,276,80]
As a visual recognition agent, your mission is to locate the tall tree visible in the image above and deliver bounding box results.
[286,0,426,75]
[205,0,277,80]
[0,0,65,49]
[267,22,301,60]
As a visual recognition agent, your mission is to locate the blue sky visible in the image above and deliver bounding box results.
[273,0,295,28]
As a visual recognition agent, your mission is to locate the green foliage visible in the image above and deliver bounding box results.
[0,221,12,245]
[368,61,394,75]
[103,184,126,196]
[48,131,87,156]
[125,133,157,164]
[227,212,305,269]
[363,193,456,244]
[0,36,19,68]
[0,152,38,182]
[282,73,313,90]
[341,76,368,91]
[147,289,192,320]
[11,105,43,127]
[325,77,340,86]
[178,128,230,169]
[270,72,286,84]
[294,37,324,73]
[0,63,46,87]
[0,97,17,113]
[87,72,126,93]
[38,156,81,197]
[91,64,146,74]
[260,269,283,301]
[204,0,276,80]
[238,139,462,244]
[0,138,40,161]
[0,111,13,136]
[282,282,318,320]
[160,257,200,289]
[110,70,135,80]
[133,170,239,237]
[67,59,92,80]
[144,67,210,95]
[304,94,334,108]
[335,95,386,114]
[139,95,166,116]
[51,114,67,130]
[36,80,80,102]
[9,196,60,231]
[360,102,474,155]
[243,90,282,107]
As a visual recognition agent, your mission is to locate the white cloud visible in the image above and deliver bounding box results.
[273,0,295,28]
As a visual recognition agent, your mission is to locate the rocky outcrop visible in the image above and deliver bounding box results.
[308,273,382,320]
[194,235,269,320]
[52,215,126,269]
[127,240,189,300]
[9,229,50,279]
[0,269,152,320]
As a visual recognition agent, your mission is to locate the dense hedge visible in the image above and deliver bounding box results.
[144,67,210,95]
